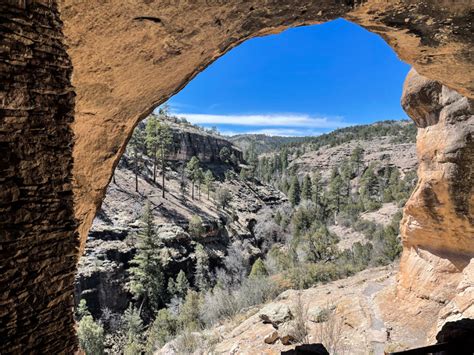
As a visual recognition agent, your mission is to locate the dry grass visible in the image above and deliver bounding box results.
[312,304,347,354]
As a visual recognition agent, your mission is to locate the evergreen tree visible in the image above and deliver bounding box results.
[146,308,177,350]
[122,305,144,354]
[301,175,312,201]
[249,257,268,278]
[178,290,202,332]
[128,203,165,312]
[288,176,301,207]
[350,145,364,176]
[328,172,344,216]
[194,244,210,291]
[311,171,322,205]
[185,156,200,200]
[340,159,352,199]
[128,125,145,193]
[203,170,215,200]
[304,225,338,263]
[215,187,232,210]
[219,146,231,163]
[188,215,204,238]
[77,300,105,355]
[167,270,190,299]
[196,168,204,199]
[360,163,380,202]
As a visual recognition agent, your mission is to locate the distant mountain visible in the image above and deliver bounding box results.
[228,134,309,155]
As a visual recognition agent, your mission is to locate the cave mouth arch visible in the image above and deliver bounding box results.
[77,13,413,300]
[1,1,472,353]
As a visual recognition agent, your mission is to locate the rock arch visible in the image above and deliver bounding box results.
[0,0,472,353]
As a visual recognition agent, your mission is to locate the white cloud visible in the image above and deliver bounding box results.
[174,113,349,129]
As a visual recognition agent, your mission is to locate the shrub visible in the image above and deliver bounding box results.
[249,258,268,278]
[215,187,232,210]
[146,308,177,350]
[188,215,204,238]
[78,315,105,355]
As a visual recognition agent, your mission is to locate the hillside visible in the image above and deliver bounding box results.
[75,117,419,354]
[228,134,308,155]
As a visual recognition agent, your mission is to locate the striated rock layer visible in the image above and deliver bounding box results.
[0,2,78,353]
[399,69,473,338]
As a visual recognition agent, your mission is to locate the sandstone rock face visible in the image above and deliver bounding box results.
[58,0,474,250]
[399,69,473,336]
[165,123,243,163]
[0,2,77,353]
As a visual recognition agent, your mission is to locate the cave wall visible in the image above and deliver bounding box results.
[0,1,78,353]
[0,0,473,353]
[60,0,474,250]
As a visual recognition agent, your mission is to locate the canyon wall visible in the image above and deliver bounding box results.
[0,0,472,353]
[168,127,243,163]
[0,2,78,353]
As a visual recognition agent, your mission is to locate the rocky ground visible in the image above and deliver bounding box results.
[159,263,445,354]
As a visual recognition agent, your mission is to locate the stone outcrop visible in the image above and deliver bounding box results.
[166,124,243,163]
[1,0,473,353]
[398,69,473,338]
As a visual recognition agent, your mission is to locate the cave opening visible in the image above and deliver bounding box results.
[75,19,425,354]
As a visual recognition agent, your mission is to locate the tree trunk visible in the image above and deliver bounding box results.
[135,170,138,192]
[153,155,157,183]
[161,152,165,198]
[135,154,139,192]
[191,182,195,200]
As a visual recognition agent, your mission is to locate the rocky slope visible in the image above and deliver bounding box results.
[159,263,442,354]
[75,127,285,316]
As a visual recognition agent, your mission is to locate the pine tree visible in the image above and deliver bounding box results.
[288,176,301,207]
[301,175,312,201]
[311,171,322,205]
[128,202,165,312]
[185,156,200,200]
[203,170,215,200]
[196,168,204,200]
[194,243,210,291]
[219,146,231,163]
[128,125,145,193]
[77,299,105,355]
[249,257,268,278]
[328,172,344,216]
[167,270,190,299]
[350,145,364,176]
[178,290,202,332]
[188,215,204,238]
[123,305,144,354]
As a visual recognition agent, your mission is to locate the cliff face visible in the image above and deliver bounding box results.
[398,69,474,338]
[168,127,243,163]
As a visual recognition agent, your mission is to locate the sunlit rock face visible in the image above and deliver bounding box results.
[399,69,473,338]
[59,0,474,250]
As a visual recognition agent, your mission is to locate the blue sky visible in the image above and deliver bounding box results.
[164,18,411,136]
